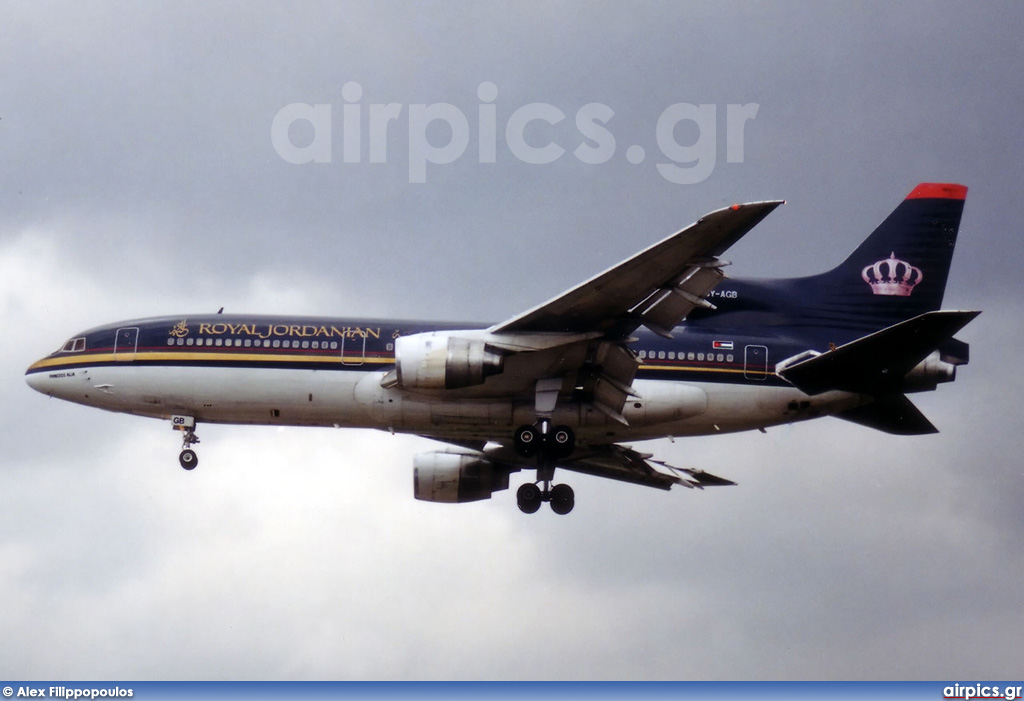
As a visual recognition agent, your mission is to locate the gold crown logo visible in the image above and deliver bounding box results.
[861,252,923,297]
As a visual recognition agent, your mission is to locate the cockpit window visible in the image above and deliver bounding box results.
[59,337,86,353]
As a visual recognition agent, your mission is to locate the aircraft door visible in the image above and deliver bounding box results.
[744,345,768,380]
[114,327,139,361]
[341,333,366,366]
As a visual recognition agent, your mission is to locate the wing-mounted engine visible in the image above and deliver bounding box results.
[394,332,505,390]
[413,450,511,503]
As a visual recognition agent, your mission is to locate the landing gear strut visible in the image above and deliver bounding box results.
[174,416,200,470]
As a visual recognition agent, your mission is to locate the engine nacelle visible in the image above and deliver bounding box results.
[413,451,510,504]
[395,332,504,390]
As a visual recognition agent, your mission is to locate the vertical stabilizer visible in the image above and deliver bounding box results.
[821,183,967,326]
[710,183,969,334]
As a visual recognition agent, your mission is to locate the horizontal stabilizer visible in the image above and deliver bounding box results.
[835,394,938,435]
[776,310,979,396]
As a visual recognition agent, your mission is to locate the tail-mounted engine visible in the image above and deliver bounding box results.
[902,347,965,392]
[395,332,504,390]
[413,451,511,503]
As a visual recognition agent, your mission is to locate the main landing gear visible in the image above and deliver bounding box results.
[512,420,576,515]
[516,481,575,515]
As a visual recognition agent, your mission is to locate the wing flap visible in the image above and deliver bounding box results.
[561,444,736,491]
[632,261,725,338]
[571,340,640,424]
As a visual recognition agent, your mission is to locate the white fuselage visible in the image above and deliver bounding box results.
[26,362,862,445]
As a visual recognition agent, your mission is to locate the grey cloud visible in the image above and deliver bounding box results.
[2,0,1023,681]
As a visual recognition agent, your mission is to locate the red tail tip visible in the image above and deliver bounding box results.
[907,183,967,200]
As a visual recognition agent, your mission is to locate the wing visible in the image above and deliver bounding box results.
[560,444,736,490]
[402,200,782,478]
[481,200,783,422]
[489,200,784,338]
[475,442,735,491]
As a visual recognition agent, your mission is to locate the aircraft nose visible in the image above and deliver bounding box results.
[25,365,52,396]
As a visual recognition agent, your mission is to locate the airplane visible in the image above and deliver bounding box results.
[25,183,978,515]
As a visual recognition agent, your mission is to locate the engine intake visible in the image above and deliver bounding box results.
[413,451,510,503]
[396,332,504,390]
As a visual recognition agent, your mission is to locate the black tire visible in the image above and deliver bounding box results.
[548,425,575,458]
[179,449,198,471]
[516,483,543,514]
[514,425,540,458]
[550,483,575,515]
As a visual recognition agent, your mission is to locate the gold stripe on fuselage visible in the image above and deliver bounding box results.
[27,350,395,372]
[28,353,771,380]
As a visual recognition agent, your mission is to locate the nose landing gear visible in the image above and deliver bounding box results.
[172,415,200,470]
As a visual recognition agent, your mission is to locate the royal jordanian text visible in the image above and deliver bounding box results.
[173,321,382,341]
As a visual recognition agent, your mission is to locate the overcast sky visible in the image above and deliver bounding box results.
[2,1,1023,681]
